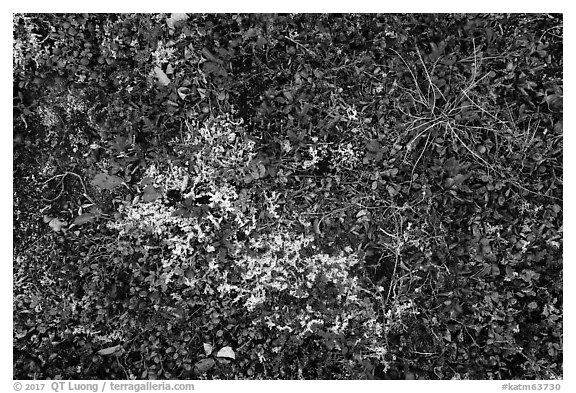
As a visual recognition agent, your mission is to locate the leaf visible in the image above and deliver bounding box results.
[202,61,221,75]
[383,167,399,177]
[201,48,221,64]
[194,358,215,374]
[553,120,562,134]
[386,184,400,197]
[443,157,460,176]
[166,13,188,30]
[366,139,381,153]
[140,177,155,186]
[91,173,123,190]
[546,94,563,112]
[48,218,65,232]
[97,345,121,356]
[313,218,321,235]
[440,54,457,66]
[203,343,213,356]
[445,174,468,189]
[491,264,501,277]
[143,185,162,202]
[216,346,235,360]
[73,213,95,226]
[177,87,190,100]
[258,163,266,178]
[256,36,267,48]
[154,66,171,86]
[171,207,187,217]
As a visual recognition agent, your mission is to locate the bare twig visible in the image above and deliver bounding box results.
[384,213,404,307]
[42,171,97,205]
[538,24,563,43]
[283,35,315,56]
[41,174,66,202]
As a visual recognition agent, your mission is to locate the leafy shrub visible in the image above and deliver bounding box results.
[101,116,387,378]
[14,13,562,380]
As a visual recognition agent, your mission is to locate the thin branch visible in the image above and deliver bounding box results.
[42,171,96,205]
[283,35,315,56]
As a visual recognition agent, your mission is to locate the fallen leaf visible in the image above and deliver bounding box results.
[177,87,190,100]
[386,184,400,197]
[203,343,213,356]
[216,346,235,360]
[91,173,123,190]
[366,139,381,153]
[194,358,215,374]
[313,218,321,235]
[452,173,467,187]
[202,61,221,75]
[48,218,65,232]
[546,94,563,112]
[140,177,155,186]
[143,185,162,202]
[73,213,95,226]
[154,66,171,86]
[97,345,121,356]
[166,13,188,30]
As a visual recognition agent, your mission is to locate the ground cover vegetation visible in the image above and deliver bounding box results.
[13,13,562,380]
